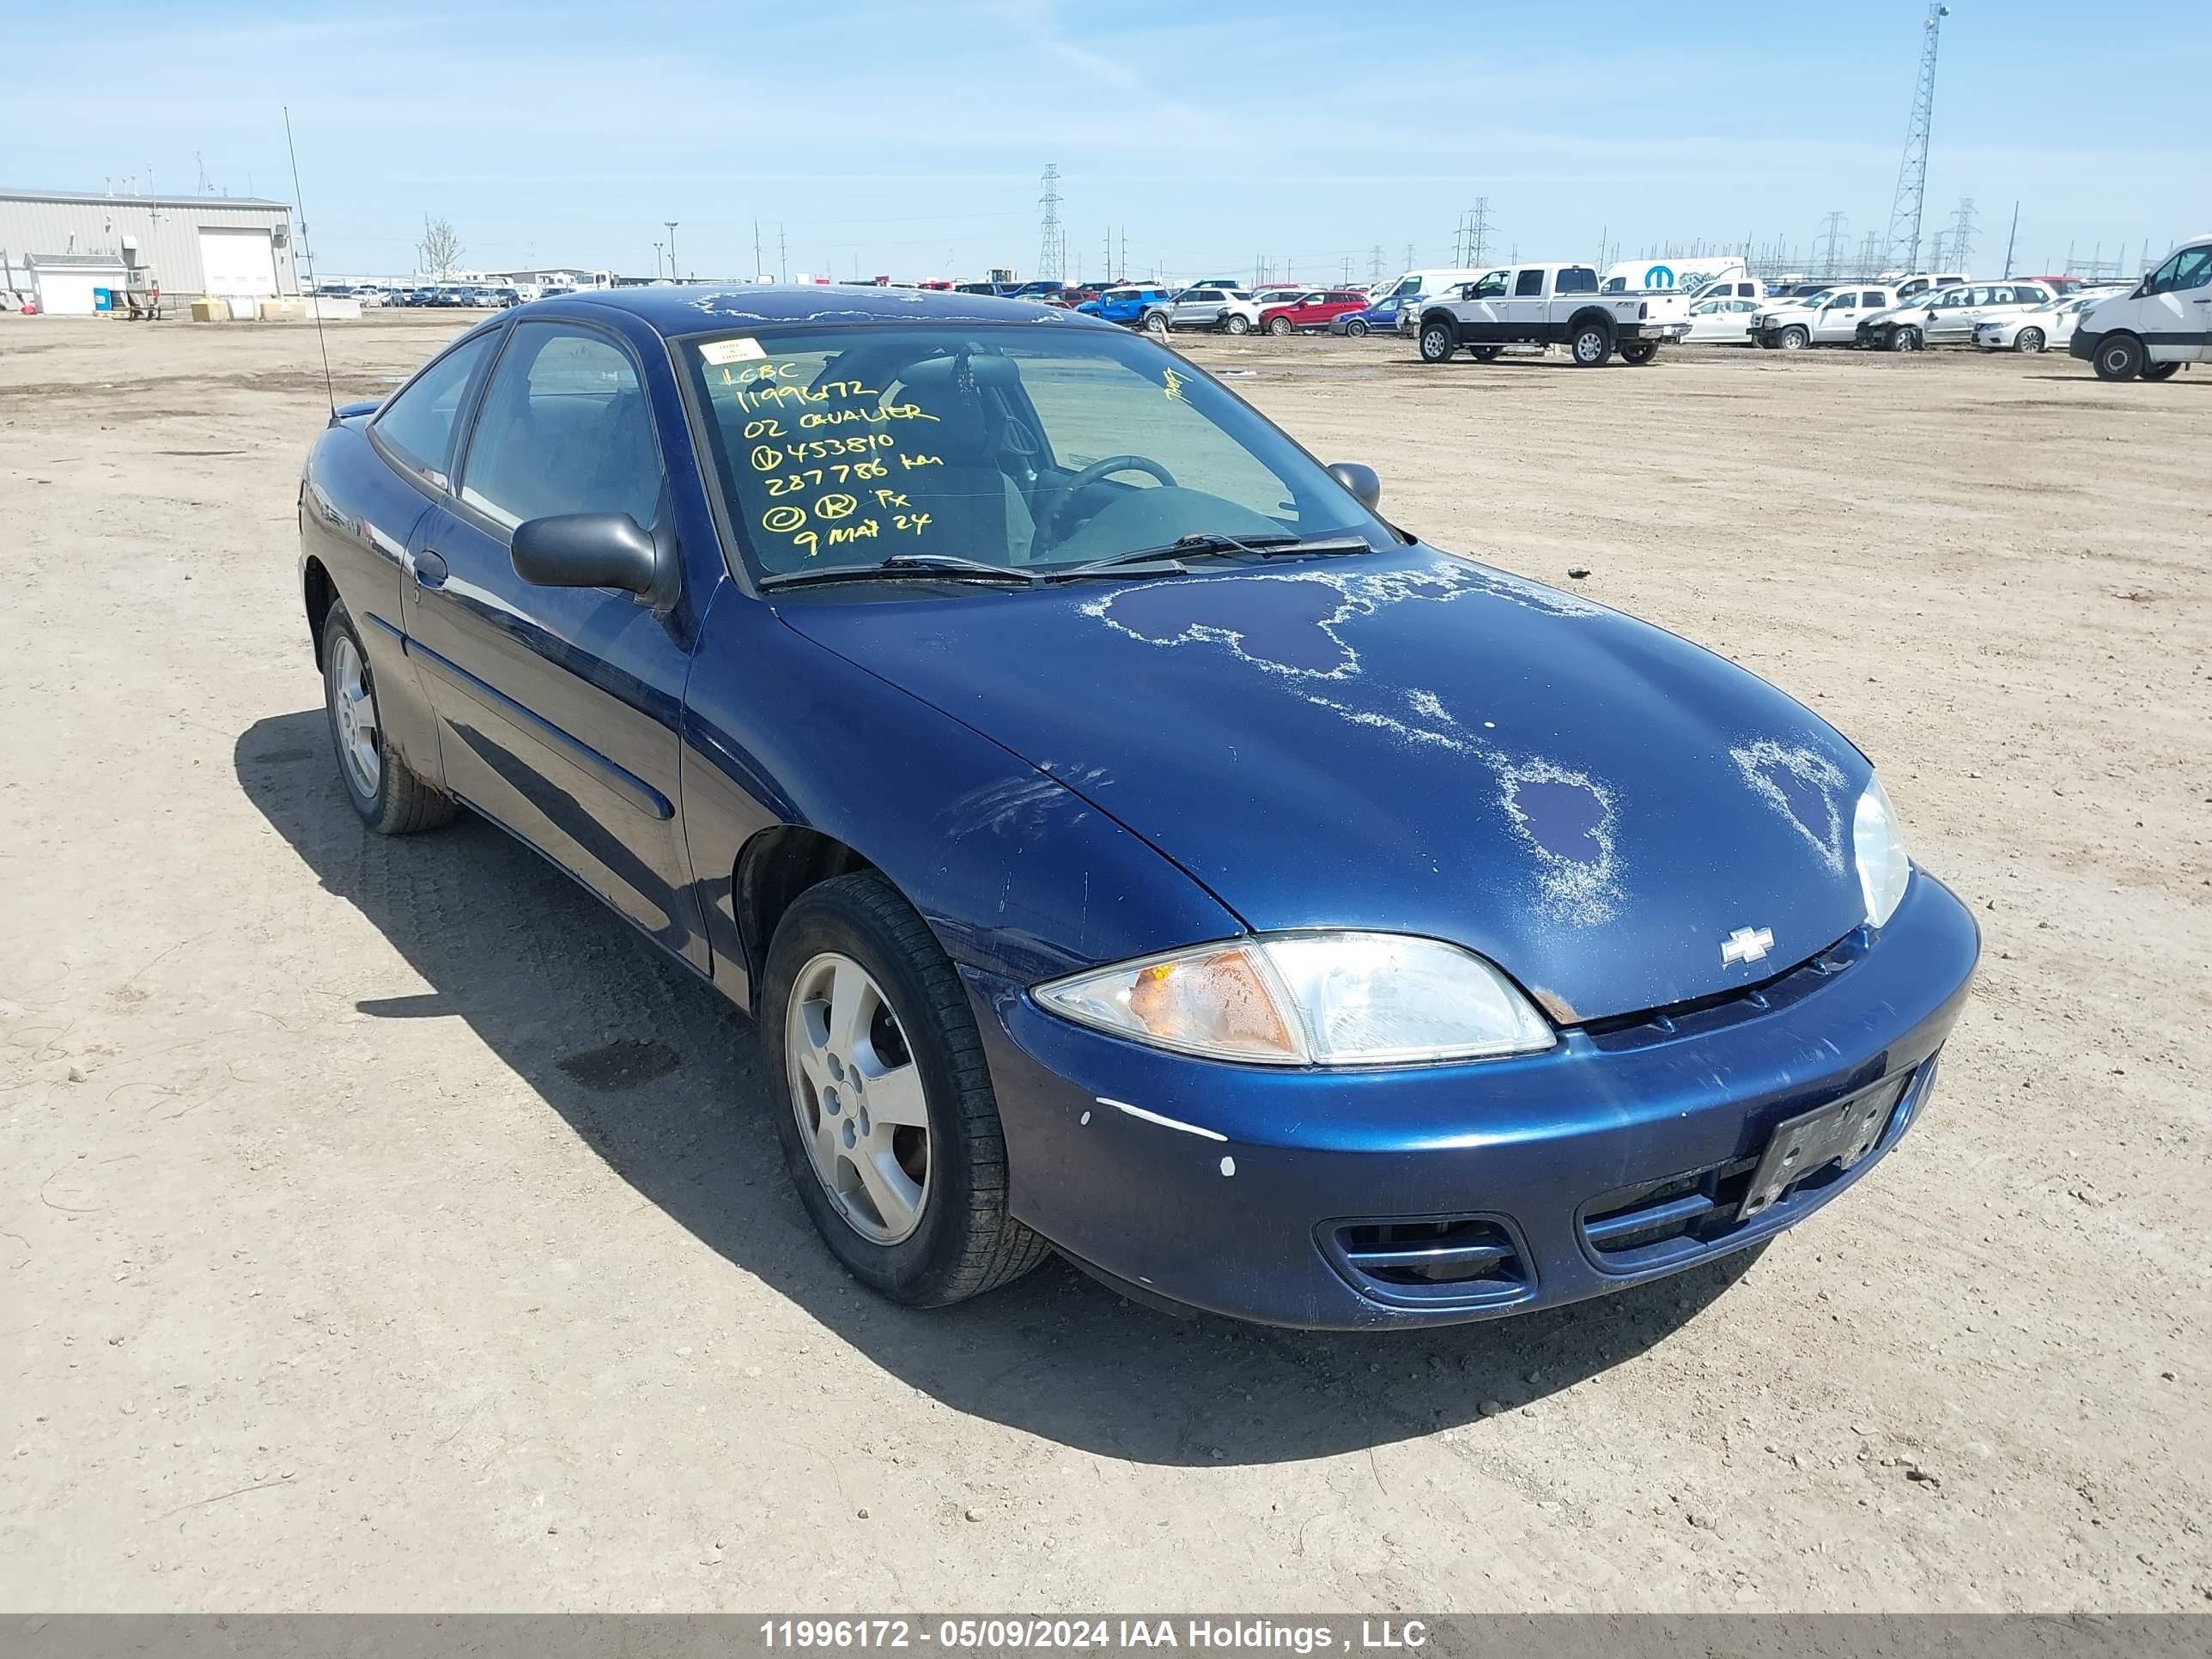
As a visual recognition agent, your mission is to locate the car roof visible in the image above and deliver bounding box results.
[553,283,1120,336]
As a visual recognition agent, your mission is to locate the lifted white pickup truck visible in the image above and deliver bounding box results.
[1415,263,1692,366]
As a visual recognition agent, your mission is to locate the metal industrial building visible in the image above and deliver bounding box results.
[0,187,300,314]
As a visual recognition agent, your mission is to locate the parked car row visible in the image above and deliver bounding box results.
[317,283,525,309]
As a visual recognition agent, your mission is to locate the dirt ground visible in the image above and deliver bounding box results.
[2,311,2207,1613]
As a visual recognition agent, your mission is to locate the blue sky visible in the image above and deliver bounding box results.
[7,0,2205,283]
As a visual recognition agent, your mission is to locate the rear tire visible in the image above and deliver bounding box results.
[764,873,1051,1308]
[1418,320,1458,363]
[1569,319,1613,366]
[2014,328,2045,354]
[2141,360,2181,382]
[320,601,455,836]
[1468,343,1502,362]
[1267,315,1292,336]
[2092,334,2143,381]
[1618,339,1660,366]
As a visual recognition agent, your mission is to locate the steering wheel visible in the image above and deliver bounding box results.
[1035,455,1178,551]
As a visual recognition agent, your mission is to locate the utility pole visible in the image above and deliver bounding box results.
[753,220,764,282]
[1948,197,1976,270]
[666,221,679,281]
[1036,163,1065,281]
[779,223,787,283]
[1816,210,1847,279]
[1885,3,1951,270]
[2001,200,2019,277]
[1105,227,1113,285]
[1119,228,1127,283]
[1405,242,1414,272]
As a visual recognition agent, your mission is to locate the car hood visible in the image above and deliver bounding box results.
[776,547,1876,1023]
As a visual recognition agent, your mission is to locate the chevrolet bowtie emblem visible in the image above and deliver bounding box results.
[1721,927,1775,967]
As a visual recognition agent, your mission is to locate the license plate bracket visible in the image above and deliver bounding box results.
[1738,1079,1904,1222]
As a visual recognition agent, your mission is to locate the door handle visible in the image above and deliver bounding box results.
[413,548,449,588]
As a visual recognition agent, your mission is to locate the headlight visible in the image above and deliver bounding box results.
[1854,775,1912,928]
[1035,933,1555,1066]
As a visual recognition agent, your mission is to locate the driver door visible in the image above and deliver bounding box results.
[2136,244,2212,362]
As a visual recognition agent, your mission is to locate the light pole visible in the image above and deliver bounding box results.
[665,222,680,282]
[653,240,664,281]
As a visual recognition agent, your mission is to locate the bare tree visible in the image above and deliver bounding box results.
[418,215,463,278]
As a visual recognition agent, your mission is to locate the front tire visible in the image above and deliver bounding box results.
[2092,334,2143,381]
[1345,318,1370,337]
[1222,313,1251,335]
[1468,343,1502,362]
[1141,310,1168,336]
[1893,325,1923,352]
[2141,360,2181,382]
[1267,315,1292,337]
[2014,328,2045,354]
[1618,339,1660,366]
[321,600,454,835]
[764,873,1049,1307]
[1418,320,1458,363]
[1778,325,1809,351]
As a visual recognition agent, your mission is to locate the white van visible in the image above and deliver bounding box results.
[1385,267,1492,334]
[1601,256,1749,295]
[2068,234,2211,381]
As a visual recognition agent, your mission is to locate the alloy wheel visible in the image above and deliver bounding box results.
[329,634,381,799]
[785,951,933,1245]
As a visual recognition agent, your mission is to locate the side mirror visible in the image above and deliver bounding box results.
[511,513,658,597]
[1327,462,1382,514]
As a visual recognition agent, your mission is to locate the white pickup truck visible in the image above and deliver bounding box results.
[1414,262,1692,366]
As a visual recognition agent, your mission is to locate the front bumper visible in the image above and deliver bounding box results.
[2069,329,2100,362]
[965,872,1978,1329]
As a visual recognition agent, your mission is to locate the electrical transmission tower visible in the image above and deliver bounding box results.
[1369,244,1385,284]
[1947,197,1977,270]
[1885,3,1950,270]
[1816,211,1848,279]
[1856,229,1884,277]
[1036,163,1065,281]
[1456,198,1492,265]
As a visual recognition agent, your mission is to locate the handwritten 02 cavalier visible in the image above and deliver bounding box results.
[298,286,1978,1328]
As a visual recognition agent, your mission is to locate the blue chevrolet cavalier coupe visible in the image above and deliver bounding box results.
[297,285,1978,1328]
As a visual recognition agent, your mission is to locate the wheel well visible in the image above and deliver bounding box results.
[1568,306,1615,337]
[735,825,879,1007]
[1419,308,1456,330]
[303,557,336,667]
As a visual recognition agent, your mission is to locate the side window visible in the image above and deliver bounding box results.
[1555,266,1597,294]
[1513,269,1545,298]
[1863,292,1887,308]
[1468,270,1510,300]
[1394,276,1421,298]
[2155,246,2212,291]
[373,331,496,483]
[458,324,662,532]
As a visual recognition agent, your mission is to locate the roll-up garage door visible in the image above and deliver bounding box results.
[198,228,278,296]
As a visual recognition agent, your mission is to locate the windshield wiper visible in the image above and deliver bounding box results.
[759,553,1041,592]
[1046,530,1376,582]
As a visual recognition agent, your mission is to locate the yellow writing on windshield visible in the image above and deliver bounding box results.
[720,355,958,558]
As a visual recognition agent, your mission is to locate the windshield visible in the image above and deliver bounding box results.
[685,325,1389,579]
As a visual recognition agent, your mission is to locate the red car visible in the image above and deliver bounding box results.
[1258,289,1371,335]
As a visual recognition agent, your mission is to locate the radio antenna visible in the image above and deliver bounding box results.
[283,106,337,419]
